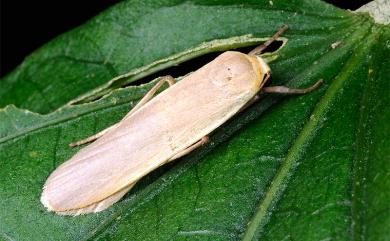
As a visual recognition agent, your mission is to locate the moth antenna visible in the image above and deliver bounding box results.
[248,24,289,56]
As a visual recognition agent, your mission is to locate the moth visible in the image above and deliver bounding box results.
[41,25,323,215]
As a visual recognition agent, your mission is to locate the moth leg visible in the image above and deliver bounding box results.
[69,76,176,147]
[235,79,323,117]
[262,79,323,94]
[69,124,119,147]
[123,75,175,119]
[169,136,210,161]
[248,25,289,56]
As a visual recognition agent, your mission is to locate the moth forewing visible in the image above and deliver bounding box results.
[41,51,270,215]
[40,25,320,216]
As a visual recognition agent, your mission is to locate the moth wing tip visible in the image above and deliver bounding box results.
[40,190,55,212]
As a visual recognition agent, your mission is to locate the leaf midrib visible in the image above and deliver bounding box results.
[241,20,376,241]
[351,25,385,241]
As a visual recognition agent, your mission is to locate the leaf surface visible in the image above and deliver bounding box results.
[0,0,389,240]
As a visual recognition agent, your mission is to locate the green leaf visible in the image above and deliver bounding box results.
[1,0,389,240]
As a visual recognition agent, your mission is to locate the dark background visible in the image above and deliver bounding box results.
[0,0,371,77]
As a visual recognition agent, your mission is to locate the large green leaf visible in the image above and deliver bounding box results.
[1,0,389,240]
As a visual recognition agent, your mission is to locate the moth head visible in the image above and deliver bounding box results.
[249,55,271,91]
[209,51,271,95]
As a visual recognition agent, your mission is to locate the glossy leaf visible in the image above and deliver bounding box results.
[0,0,389,240]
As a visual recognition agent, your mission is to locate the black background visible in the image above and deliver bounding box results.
[0,0,371,77]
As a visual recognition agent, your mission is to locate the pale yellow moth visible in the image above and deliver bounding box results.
[41,25,323,215]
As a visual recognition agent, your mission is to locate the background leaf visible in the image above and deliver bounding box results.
[0,0,389,240]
